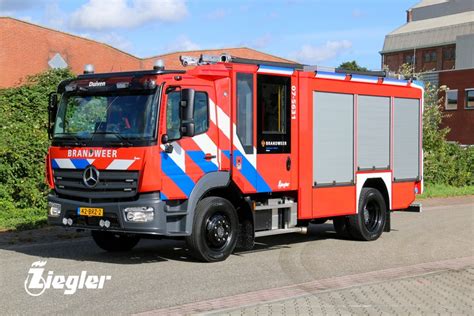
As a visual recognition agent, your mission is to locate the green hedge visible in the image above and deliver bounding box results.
[422,83,474,186]
[0,69,73,229]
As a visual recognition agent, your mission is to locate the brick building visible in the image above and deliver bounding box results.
[381,0,474,145]
[0,17,294,88]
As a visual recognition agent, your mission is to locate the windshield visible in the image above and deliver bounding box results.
[53,89,158,145]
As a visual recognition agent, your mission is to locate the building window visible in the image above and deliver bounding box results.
[445,90,458,110]
[423,50,437,63]
[48,53,68,69]
[443,48,455,61]
[466,89,474,109]
[404,54,414,65]
[424,52,431,63]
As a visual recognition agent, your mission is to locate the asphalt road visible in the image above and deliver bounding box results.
[1,196,473,315]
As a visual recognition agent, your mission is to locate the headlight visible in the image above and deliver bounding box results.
[48,202,61,217]
[124,207,154,223]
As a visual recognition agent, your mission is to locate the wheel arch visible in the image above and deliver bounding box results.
[356,172,392,212]
[185,171,251,235]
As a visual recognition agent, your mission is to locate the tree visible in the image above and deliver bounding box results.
[338,60,369,72]
[395,64,473,186]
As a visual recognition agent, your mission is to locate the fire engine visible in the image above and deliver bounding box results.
[46,55,423,262]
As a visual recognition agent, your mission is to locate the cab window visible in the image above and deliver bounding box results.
[166,91,209,140]
[194,92,209,134]
[257,75,291,153]
[166,92,181,140]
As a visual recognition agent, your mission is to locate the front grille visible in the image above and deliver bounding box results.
[53,169,139,199]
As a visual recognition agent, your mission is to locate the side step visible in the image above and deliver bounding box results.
[255,227,307,237]
[399,203,422,213]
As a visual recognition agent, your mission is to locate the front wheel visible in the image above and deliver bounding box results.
[347,188,387,241]
[91,231,140,252]
[186,197,238,262]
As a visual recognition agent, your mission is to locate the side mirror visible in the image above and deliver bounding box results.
[48,92,58,139]
[161,134,169,144]
[181,122,195,137]
[180,88,195,137]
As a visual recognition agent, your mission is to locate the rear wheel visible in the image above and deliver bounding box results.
[186,197,238,262]
[347,188,387,241]
[91,231,140,251]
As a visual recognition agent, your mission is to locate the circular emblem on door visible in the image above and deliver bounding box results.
[83,166,100,188]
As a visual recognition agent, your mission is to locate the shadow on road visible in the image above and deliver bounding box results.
[236,223,348,255]
[0,223,349,264]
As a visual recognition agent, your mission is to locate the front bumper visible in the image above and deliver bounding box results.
[47,192,189,236]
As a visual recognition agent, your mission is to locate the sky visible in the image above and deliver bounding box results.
[0,0,420,70]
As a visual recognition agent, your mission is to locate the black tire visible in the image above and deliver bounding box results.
[186,197,239,262]
[91,231,140,252]
[347,188,387,241]
[333,217,352,237]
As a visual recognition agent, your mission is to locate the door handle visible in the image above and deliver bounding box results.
[286,156,291,171]
[204,153,216,160]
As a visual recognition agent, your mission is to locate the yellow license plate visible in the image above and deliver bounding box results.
[78,207,103,217]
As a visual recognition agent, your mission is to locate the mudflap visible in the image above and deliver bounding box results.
[383,209,391,232]
[236,219,255,250]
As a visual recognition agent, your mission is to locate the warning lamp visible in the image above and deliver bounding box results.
[153,59,165,71]
[83,64,95,74]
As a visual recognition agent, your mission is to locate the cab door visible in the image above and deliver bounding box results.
[160,86,219,200]
[255,72,298,191]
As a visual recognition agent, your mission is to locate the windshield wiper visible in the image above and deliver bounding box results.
[91,132,133,147]
[53,133,87,147]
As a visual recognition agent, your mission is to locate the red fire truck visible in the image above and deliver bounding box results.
[46,55,423,261]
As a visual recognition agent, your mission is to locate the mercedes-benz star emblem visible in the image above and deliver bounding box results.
[83,166,99,188]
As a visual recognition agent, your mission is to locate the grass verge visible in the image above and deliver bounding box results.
[418,183,474,199]
[0,208,47,232]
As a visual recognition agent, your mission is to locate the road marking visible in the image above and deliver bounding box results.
[135,256,474,316]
